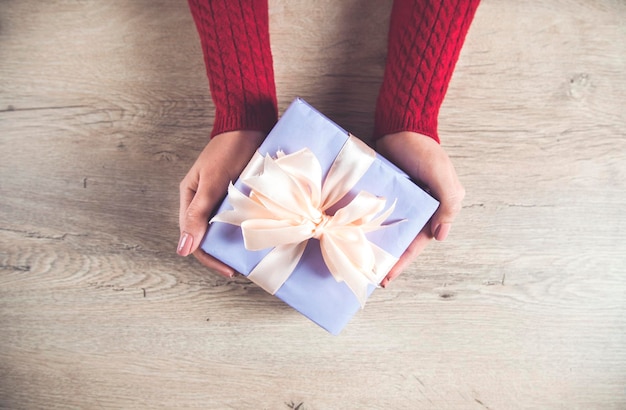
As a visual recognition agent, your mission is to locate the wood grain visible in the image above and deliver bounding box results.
[1,0,625,408]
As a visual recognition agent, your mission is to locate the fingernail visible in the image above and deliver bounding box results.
[177,232,193,256]
[434,223,451,241]
[380,278,388,288]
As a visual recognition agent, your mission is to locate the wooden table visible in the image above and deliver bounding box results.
[1,1,625,408]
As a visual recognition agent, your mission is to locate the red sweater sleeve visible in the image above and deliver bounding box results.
[188,0,278,138]
[374,0,480,143]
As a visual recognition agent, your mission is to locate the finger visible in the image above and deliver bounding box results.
[178,178,220,256]
[380,228,431,288]
[192,248,236,278]
[429,183,465,241]
[179,177,197,231]
[177,176,197,256]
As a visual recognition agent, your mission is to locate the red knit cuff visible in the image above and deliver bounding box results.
[373,111,440,144]
[210,98,278,138]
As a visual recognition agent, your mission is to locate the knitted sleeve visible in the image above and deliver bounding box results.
[373,0,480,143]
[188,0,278,138]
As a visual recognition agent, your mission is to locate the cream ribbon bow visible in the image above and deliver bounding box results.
[211,137,399,306]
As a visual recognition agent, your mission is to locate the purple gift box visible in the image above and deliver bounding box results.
[201,98,439,335]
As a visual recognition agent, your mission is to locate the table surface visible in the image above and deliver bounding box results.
[1,1,625,409]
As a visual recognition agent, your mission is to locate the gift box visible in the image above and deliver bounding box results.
[201,98,439,335]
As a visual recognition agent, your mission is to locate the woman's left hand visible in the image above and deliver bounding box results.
[375,131,465,287]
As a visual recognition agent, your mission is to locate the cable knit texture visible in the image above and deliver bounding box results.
[188,0,479,142]
[188,0,278,138]
[374,0,480,143]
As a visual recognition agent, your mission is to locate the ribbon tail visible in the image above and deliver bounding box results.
[370,242,399,284]
[341,243,398,308]
[340,272,371,309]
[321,234,399,308]
[319,235,371,308]
[247,241,308,295]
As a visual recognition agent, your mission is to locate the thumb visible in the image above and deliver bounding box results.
[178,180,217,257]
[429,185,465,241]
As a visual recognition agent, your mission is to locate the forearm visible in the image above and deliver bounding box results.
[188,0,278,137]
[374,0,480,143]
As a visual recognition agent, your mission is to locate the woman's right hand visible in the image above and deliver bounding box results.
[178,130,266,277]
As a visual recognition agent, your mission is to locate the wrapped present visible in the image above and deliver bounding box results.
[201,98,439,335]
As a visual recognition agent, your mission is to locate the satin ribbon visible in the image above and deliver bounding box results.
[211,136,399,307]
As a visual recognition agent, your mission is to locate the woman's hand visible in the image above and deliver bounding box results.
[376,131,465,287]
[178,130,265,277]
